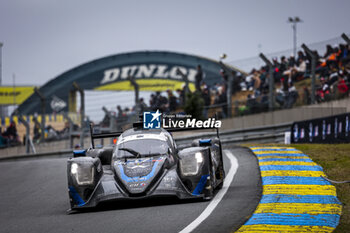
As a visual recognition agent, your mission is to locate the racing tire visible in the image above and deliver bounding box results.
[217,163,225,189]
[203,167,215,200]
[217,180,224,189]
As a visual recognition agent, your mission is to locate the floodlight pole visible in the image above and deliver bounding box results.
[302,44,317,104]
[219,60,233,118]
[73,82,85,147]
[341,33,350,45]
[259,53,274,111]
[34,88,46,142]
[288,17,302,57]
[0,42,3,117]
[0,42,2,87]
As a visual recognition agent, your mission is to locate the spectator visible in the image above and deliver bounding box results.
[246,94,259,114]
[320,77,331,101]
[101,111,110,127]
[284,82,299,108]
[139,98,148,113]
[214,85,227,118]
[58,121,70,139]
[201,87,211,118]
[340,44,350,65]
[279,56,289,74]
[303,86,311,105]
[3,121,19,145]
[176,88,185,106]
[324,44,334,58]
[232,70,241,94]
[296,51,306,62]
[0,128,7,147]
[272,57,282,82]
[245,70,254,91]
[117,105,123,119]
[275,85,286,107]
[284,57,306,82]
[337,76,349,97]
[151,91,162,111]
[260,90,269,112]
[288,55,296,67]
[252,70,261,93]
[46,125,58,141]
[167,90,177,112]
[33,119,41,143]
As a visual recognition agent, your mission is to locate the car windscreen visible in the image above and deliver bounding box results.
[115,139,169,158]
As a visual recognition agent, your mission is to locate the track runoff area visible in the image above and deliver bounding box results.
[0,147,342,232]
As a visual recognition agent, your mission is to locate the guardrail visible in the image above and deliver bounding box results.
[0,123,291,161]
[175,122,291,148]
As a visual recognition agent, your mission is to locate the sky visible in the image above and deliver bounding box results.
[1,0,350,86]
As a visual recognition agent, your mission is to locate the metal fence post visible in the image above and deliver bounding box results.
[302,44,317,104]
[18,115,30,154]
[341,33,350,45]
[34,88,46,142]
[63,112,74,149]
[176,68,190,105]
[226,75,233,117]
[259,53,274,111]
[128,76,139,113]
[102,106,116,144]
[219,61,234,118]
[73,82,85,148]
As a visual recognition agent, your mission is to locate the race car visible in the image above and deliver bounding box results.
[67,122,225,211]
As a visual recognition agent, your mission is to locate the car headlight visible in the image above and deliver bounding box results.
[180,152,204,176]
[70,162,95,185]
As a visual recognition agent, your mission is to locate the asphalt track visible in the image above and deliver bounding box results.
[0,146,261,233]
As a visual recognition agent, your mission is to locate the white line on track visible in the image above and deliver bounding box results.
[179,150,239,233]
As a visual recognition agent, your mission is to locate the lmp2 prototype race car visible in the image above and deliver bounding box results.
[67,121,225,211]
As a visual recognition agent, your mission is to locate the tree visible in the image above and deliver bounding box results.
[184,91,204,119]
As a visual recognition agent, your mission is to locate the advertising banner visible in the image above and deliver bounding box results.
[0,86,35,105]
[291,112,350,143]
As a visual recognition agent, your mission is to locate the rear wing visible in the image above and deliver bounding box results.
[89,123,123,149]
[89,116,220,149]
[166,126,220,138]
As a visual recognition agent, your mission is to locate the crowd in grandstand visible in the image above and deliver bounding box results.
[236,42,350,114]
[107,41,350,122]
[3,39,350,148]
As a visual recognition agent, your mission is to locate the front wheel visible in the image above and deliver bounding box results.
[217,163,225,189]
[203,167,215,200]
